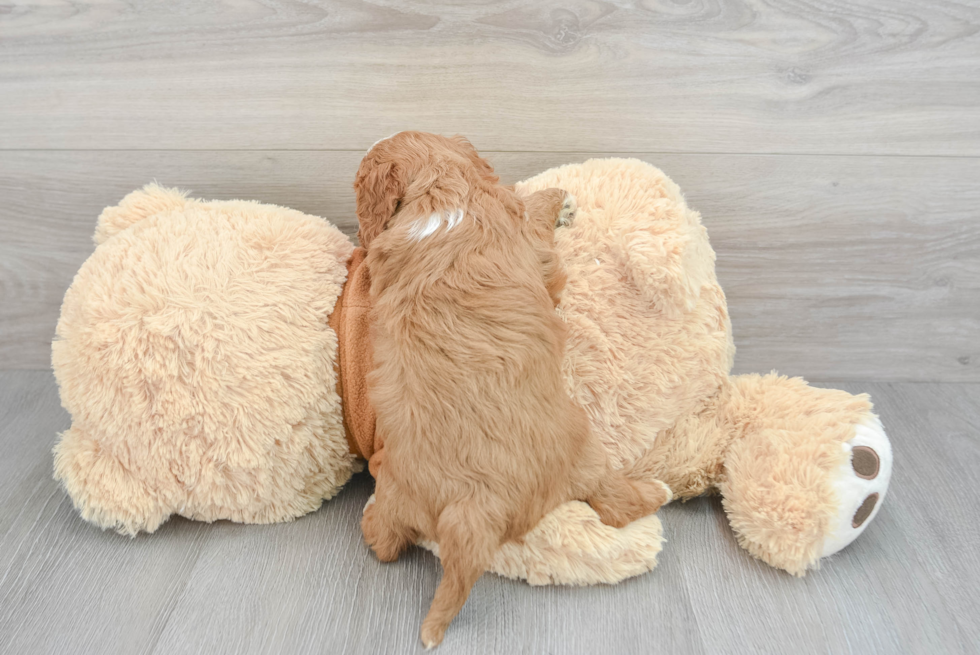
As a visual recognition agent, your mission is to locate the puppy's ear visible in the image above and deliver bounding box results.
[354,155,405,248]
[451,135,498,184]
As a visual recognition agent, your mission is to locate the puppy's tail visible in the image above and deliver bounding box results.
[586,471,672,529]
[420,500,504,649]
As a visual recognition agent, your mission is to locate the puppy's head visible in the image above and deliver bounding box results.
[353,132,500,247]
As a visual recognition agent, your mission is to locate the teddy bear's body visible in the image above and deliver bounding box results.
[517,160,892,575]
[52,159,892,581]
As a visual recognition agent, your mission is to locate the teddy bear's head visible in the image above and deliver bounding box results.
[53,185,356,535]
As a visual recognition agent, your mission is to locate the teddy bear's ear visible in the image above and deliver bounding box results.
[94,183,188,245]
[354,152,405,249]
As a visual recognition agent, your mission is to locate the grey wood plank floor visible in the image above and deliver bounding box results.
[1,371,977,655]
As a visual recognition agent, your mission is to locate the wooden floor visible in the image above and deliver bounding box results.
[0,372,977,654]
[2,1,980,653]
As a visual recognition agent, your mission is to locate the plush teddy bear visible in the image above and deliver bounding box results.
[52,158,892,582]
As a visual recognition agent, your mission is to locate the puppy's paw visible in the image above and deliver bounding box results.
[633,478,672,515]
[556,193,577,228]
[361,500,402,563]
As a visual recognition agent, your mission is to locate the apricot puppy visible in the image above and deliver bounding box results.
[354,132,670,648]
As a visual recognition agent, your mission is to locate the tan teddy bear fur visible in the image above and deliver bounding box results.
[53,186,356,533]
[52,160,891,582]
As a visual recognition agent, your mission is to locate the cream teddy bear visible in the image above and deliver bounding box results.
[52,158,892,581]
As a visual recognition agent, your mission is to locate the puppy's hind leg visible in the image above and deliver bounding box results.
[420,501,503,649]
[362,473,417,563]
[586,471,672,529]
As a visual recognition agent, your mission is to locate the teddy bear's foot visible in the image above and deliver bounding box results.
[556,193,577,228]
[722,413,894,575]
[718,375,896,575]
[53,426,179,536]
[819,415,892,557]
[419,500,664,585]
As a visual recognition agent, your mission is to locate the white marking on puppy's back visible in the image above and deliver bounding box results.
[407,209,466,240]
[408,213,443,240]
[446,208,465,230]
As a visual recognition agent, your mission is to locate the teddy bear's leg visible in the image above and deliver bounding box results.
[53,425,175,536]
[716,373,893,576]
[418,501,666,586]
[93,183,188,244]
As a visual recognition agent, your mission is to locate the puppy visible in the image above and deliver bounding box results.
[354,132,670,648]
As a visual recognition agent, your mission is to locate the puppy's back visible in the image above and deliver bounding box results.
[368,198,578,495]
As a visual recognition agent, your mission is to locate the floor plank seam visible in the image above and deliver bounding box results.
[3,149,980,160]
[142,530,212,655]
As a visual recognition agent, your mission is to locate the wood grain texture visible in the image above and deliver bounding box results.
[2,150,977,381]
[0,372,213,655]
[1,373,977,654]
[1,1,979,154]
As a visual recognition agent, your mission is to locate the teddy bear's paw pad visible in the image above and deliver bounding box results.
[850,446,880,479]
[557,193,577,228]
[820,416,893,558]
[851,492,879,528]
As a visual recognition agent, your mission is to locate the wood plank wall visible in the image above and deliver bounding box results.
[1,1,978,380]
